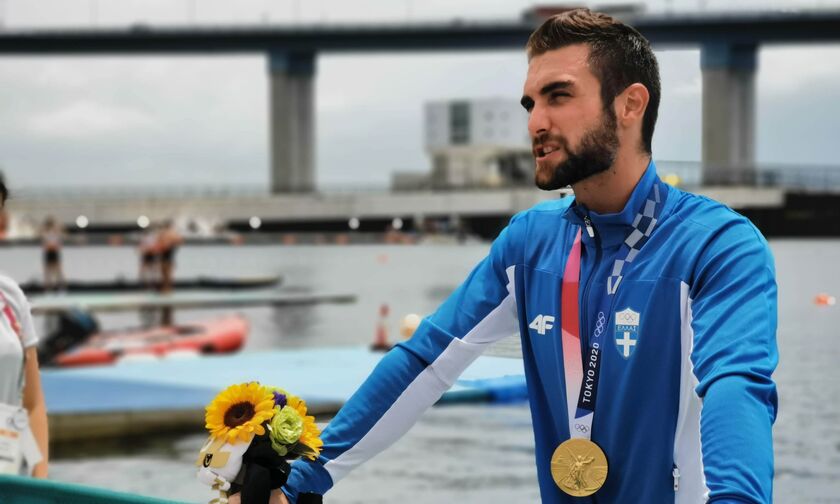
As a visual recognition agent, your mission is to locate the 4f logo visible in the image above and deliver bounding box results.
[529,314,555,335]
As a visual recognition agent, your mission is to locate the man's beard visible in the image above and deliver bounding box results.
[534,108,619,190]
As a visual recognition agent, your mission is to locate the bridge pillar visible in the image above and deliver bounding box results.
[269,51,316,193]
[700,43,757,185]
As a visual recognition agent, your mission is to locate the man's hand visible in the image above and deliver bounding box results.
[227,489,289,504]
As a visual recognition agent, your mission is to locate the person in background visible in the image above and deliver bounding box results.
[138,223,161,289]
[41,217,65,293]
[0,205,8,241]
[157,219,182,293]
[157,219,183,326]
[0,172,7,240]
[138,223,162,327]
[0,181,48,478]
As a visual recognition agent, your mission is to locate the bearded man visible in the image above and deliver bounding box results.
[236,8,777,504]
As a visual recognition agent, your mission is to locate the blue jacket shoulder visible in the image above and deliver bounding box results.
[669,188,767,243]
[666,187,775,288]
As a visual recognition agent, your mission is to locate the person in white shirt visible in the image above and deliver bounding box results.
[0,181,49,477]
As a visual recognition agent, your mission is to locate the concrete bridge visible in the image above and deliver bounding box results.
[2,10,840,192]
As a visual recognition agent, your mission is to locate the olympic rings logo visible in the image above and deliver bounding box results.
[592,312,606,338]
[618,312,636,322]
[574,424,590,433]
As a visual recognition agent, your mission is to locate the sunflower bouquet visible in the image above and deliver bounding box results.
[196,382,324,504]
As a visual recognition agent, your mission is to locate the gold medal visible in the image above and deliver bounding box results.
[550,438,609,497]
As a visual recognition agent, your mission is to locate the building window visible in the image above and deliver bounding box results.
[450,102,470,145]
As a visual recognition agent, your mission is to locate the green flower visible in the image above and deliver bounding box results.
[269,406,304,456]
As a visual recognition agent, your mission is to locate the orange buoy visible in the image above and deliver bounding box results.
[371,304,392,351]
[814,293,836,306]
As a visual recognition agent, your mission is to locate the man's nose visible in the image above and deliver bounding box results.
[528,103,550,139]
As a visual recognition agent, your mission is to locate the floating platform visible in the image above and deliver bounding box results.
[20,274,282,295]
[42,346,526,442]
[29,290,356,315]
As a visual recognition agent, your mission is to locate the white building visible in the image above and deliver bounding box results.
[423,98,532,189]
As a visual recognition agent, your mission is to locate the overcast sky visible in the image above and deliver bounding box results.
[0,0,839,192]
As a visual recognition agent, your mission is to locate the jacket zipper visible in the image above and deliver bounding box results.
[580,214,601,362]
[583,215,595,238]
[673,464,680,491]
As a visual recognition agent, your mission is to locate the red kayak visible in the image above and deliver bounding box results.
[54,315,249,367]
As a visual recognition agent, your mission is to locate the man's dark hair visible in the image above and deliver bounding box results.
[526,8,660,154]
[0,179,7,207]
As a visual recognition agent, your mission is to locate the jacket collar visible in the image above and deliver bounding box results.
[563,160,659,248]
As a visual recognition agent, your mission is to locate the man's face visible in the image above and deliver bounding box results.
[521,44,619,190]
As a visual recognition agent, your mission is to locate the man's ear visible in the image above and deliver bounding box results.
[616,83,649,127]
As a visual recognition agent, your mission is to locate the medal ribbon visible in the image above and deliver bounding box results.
[560,178,668,441]
[560,230,588,439]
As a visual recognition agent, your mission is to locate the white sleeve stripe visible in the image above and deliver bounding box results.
[324,266,518,484]
[674,281,710,503]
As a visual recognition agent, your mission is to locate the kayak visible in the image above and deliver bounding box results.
[53,315,249,367]
[20,274,282,294]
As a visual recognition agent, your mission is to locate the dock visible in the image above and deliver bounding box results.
[29,290,356,315]
[42,346,527,442]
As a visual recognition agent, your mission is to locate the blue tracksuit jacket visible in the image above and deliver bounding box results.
[283,161,778,503]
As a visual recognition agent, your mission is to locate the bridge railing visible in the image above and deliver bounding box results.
[658,161,840,191]
[10,162,840,200]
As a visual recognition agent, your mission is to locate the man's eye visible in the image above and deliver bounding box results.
[550,92,570,101]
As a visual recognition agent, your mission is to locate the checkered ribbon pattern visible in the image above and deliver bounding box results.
[606,180,667,295]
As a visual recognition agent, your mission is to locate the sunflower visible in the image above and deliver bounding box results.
[205,382,277,444]
[298,415,324,460]
[286,394,323,460]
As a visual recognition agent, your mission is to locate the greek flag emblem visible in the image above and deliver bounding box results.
[614,307,640,359]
